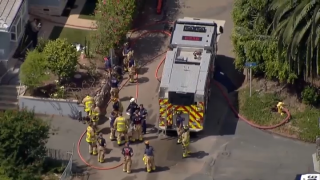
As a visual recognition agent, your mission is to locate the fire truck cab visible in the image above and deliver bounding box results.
[158,17,225,132]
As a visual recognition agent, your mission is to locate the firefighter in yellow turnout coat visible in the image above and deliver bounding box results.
[82,95,94,117]
[89,103,100,132]
[181,125,191,158]
[86,122,97,155]
[113,113,129,145]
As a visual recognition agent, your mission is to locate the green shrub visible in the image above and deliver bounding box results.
[301,86,319,105]
[43,38,78,81]
[19,50,49,90]
[36,37,49,52]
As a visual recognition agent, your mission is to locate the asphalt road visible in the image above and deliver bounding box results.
[46,0,317,180]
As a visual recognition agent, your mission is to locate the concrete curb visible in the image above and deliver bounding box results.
[260,127,315,144]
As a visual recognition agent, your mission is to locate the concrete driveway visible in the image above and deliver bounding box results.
[46,0,316,180]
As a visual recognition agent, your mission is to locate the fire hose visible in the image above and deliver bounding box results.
[77,22,291,170]
[77,22,172,170]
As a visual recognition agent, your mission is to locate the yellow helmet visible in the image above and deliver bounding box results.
[183,125,189,130]
[112,97,118,101]
[144,141,149,145]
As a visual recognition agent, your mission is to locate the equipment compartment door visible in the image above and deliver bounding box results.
[172,106,190,128]
[159,98,173,128]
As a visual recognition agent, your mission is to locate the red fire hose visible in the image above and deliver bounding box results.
[77,22,291,170]
[154,56,291,130]
[77,22,172,170]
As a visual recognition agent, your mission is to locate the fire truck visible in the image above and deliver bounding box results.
[158,17,225,132]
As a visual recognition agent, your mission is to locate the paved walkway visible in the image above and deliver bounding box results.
[66,0,95,28]
[31,0,94,30]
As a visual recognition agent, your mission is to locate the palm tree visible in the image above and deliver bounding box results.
[270,0,320,81]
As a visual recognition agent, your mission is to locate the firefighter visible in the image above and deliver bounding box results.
[127,118,135,142]
[97,133,107,163]
[112,97,123,116]
[82,94,94,117]
[104,56,112,76]
[143,141,156,173]
[276,102,285,116]
[109,111,117,140]
[121,142,134,173]
[113,65,123,81]
[86,121,97,155]
[181,125,191,158]
[176,111,185,144]
[139,104,148,134]
[122,42,132,72]
[126,98,138,120]
[110,74,120,99]
[128,57,136,83]
[89,103,100,133]
[113,112,129,145]
[132,109,143,142]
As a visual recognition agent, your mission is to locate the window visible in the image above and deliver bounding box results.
[10,25,17,42]
[168,92,195,106]
[11,33,16,41]
[10,25,16,33]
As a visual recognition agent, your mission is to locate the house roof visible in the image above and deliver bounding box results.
[0,0,23,32]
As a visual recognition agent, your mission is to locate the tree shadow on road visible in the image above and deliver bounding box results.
[138,67,149,75]
[120,96,132,101]
[99,127,111,134]
[125,77,150,87]
[192,55,245,141]
[130,0,177,83]
[97,115,108,125]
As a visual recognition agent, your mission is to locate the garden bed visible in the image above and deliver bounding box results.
[24,71,102,101]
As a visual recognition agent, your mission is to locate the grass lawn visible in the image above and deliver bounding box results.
[78,0,97,20]
[48,26,91,44]
[239,87,320,142]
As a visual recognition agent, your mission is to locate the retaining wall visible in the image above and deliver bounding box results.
[18,96,86,118]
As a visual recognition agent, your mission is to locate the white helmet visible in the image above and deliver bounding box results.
[130,98,135,103]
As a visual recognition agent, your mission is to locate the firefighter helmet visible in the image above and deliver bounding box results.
[130,98,136,103]
[144,141,149,145]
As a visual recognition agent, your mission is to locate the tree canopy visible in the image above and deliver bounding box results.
[0,110,50,180]
[92,0,136,55]
[43,38,78,81]
[232,0,320,84]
